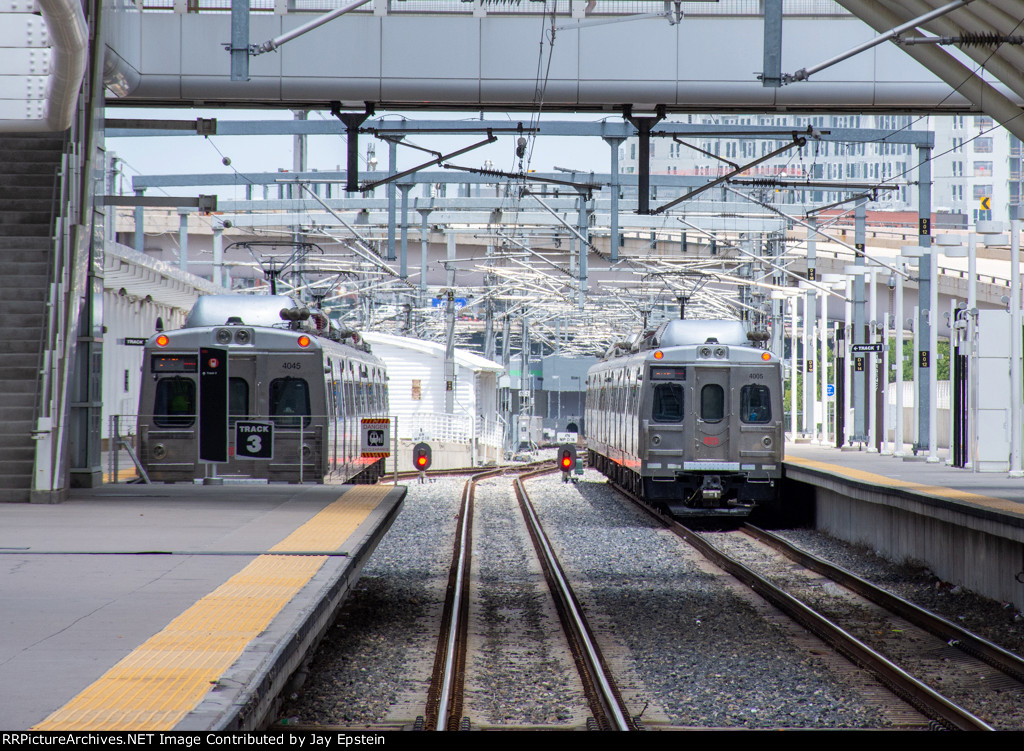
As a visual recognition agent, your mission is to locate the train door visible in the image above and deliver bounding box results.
[692,367,731,462]
[228,354,257,472]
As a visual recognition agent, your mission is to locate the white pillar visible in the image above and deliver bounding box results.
[927,249,939,463]
[213,226,224,288]
[968,233,977,469]
[820,290,829,445]
[790,296,798,439]
[868,268,878,452]
[803,289,814,437]
[882,303,891,455]
[844,278,853,446]
[913,303,920,451]
[1011,219,1022,476]
[894,267,905,457]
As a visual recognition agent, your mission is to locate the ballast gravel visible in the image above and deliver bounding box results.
[776,528,1024,661]
[279,477,465,727]
[525,471,887,729]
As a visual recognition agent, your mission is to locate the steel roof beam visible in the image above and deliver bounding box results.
[106,119,933,145]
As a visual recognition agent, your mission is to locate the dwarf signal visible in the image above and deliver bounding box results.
[559,443,578,483]
[413,442,432,476]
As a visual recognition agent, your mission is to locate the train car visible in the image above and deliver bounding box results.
[585,318,783,518]
[138,295,389,484]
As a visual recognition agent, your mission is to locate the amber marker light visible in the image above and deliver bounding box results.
[653,350,664,360]
[297,335,311,348]
[156,334,169,347]
[761,352,772,361]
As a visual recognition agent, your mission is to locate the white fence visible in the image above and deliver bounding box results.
[399,412,503,449]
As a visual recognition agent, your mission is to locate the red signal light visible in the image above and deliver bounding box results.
[561,452,572,469]
[416,453,427,467]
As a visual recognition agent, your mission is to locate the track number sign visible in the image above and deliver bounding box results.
[235,421,274,460]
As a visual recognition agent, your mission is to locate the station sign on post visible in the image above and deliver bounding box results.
[235,421,273,459]
[851,343,884,354]
[198,347,228,463]
[360,418,391,458]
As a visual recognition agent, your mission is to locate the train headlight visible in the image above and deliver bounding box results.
[762,436,773,447]
[234,329,252,345]
[761,352,772,361]
[301,443,313,459]
[714,347,726,358]
[699,346,712,358]
[653,350,664,360]
[151,443,167,460]
[215,329,233,345]
[156,334,169,347]
[297,335,311,348]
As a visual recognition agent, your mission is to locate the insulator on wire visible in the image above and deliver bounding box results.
[958,32,1017,47]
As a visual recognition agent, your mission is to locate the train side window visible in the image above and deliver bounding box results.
[269,377,311,428]
[700,384,725,422]
[652,383,683,423]
[229,378,249,417]
[740,384,772,423]
[153,377,196,427]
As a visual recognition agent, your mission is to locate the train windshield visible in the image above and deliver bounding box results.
[652,383,684,422]
[270,377,311,427]
[740,384,772,423]
[153,377,196,427]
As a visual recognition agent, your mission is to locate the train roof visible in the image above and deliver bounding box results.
[184,294,304,329]
[652,319,750,348]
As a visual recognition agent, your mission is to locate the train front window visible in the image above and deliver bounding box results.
[700,384,725,422]
[270,377,311,428]
[153,377,196,427]
[652,383,683,423]
[740,384,772,423]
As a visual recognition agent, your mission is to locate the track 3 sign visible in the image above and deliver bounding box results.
[235,421,274,460]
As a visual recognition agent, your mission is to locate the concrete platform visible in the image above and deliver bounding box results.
[785,442,1024,516]
[783,441,1024,610]
[0,482,405,731]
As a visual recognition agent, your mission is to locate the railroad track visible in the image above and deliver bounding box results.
[612,482,1001,731]
[421,463,636,731]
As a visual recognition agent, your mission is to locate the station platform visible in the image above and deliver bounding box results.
[0,482,405,731]
[784,441,1024,518]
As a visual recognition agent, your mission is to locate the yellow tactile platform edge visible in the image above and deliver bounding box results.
[32,484,392,731]
[785,454,1024,517]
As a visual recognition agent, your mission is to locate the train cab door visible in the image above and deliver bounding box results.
[692,367,731,462]
[228,355,257,465]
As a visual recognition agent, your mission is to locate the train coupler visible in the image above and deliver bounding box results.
[700,475,723,502]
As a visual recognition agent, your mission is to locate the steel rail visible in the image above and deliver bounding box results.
[677,523,994,731]
[515,472,635,731]
[610,481,993,731]
[743,524,1024,684]
[423,462,556,731]
[424,468,498,731]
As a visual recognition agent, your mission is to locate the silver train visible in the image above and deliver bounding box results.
[585,319,784,518]
[138,295,389,484]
